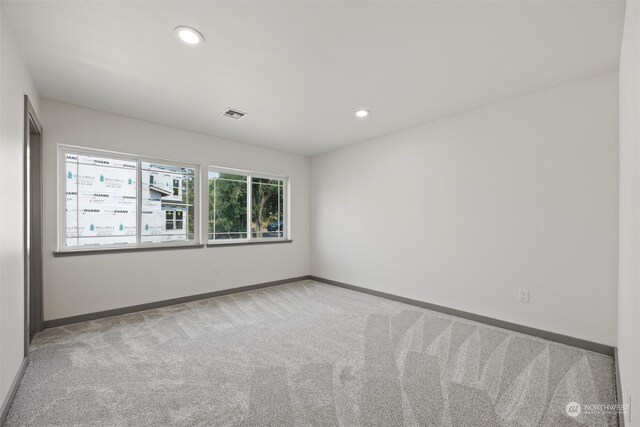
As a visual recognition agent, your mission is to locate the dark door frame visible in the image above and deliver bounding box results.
[24,95,43,356]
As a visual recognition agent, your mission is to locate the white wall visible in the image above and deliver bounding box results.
[618,0,640,423]
[0,3,39,412]
[311,71,619,346]
[40,100,310,321]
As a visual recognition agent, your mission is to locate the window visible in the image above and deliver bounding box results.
[208,171,248,240]
[60,146,199,251]
[63,152,137,247]
[251,177,285,239]
[141,161,195,244]
[172,179,180,196]
[175,211,184,230]
[162,210,184,231]
[165,211,174,230]
[208,168,288,242]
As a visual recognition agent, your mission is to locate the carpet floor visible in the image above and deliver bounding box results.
[5,280,617,426]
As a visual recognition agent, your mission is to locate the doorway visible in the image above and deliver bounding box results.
[24,95,43,356]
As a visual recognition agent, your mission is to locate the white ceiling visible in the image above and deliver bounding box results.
[3,0,625,156]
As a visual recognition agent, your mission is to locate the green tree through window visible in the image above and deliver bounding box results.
[209,173,248,240]
[208,170,286,241]
[251,177,283,238]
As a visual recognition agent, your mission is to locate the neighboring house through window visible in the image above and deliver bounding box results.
[60,146,198,251]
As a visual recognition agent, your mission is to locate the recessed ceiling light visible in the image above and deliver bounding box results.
[355,109,370,118]
[174,26,204,45]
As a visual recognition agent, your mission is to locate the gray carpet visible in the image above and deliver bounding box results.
[5,280,617,426]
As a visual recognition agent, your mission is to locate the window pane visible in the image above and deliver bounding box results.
[141,162,195,244]
[208,171,247,240]
[251,177,284,239]
[65,154,78,241]
[209,171,246,182]
[64,152,137,248]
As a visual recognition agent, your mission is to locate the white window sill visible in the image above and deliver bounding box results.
[207,239,293,247]
[53,244,205,257]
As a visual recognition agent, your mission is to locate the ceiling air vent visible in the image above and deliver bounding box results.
[221,109,247,120]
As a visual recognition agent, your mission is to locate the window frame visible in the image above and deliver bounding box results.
[207,166,289,244]
[57,144,201,253]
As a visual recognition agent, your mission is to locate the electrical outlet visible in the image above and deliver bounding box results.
[519,290,530,303]
[214,267,221,277]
